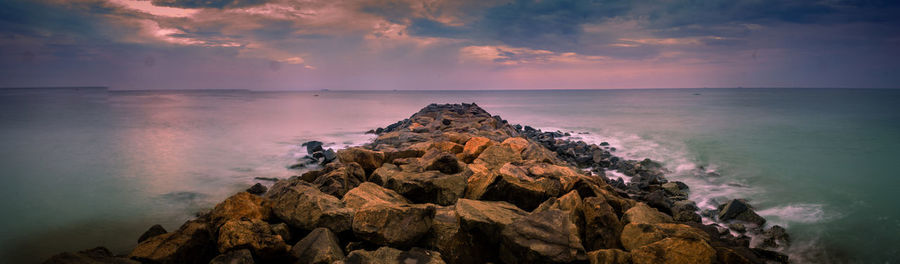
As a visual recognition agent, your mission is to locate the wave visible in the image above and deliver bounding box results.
[757,203,832,226]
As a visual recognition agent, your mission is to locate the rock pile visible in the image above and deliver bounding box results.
[45,103,790,264]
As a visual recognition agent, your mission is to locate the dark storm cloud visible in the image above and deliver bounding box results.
[151,0,270,9]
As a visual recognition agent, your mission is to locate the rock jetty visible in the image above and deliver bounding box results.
[45,103,790,264]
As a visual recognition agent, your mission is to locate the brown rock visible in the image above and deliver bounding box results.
[383,169,468,206]
[425,205,485,264]
[431,141,464,154]
[499,209,586,263]
[337,147,385,174]
[472,145,522,170]
[620,223,711,250]
[622,203,673,225]
[292,228,344,264]
[310,162,366,198]
[455,199,527,243]
[44,247,139,264]
[583,196,623,250]
[269,182,353,232]
[630,238,716,264]
[478,163,559,211]
[458,136,493,163]
[352,203,435,247]
[534,190,584,238]
[420,149,465,174]
[129,220,215,264]
[209,249,254,264]
[344,247,445,264]
[501,137,529,153]
[216,219,289,260]
[341,182,410,210]
[137,224,167,243]
[587,249,631,264]
[209,192,272,227]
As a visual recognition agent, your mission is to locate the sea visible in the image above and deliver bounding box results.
[1,88,898,263]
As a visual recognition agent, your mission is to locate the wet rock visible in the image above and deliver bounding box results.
[292,228,344,264]
[717,199,766,226]
[246,183,267,195]
[209,192,272,227]
[129,220,215,264]
[499,209,586,263]
[337,147,385,175]
[714,247,755,264]
[341,182,410,210]
[455,199,527,243]
[303,141,323,154]
[44,247,139,264]
[216,219,289,260]
[209,249,254,264]
[310,162,366,198]
[661,181,689,197]
[583,196,623,250]
[344,247,445,264]
[622,203,673,225]
[760,225,791,248]
[352,203,435,247]
[586,249,630,264]
[630,238,716,264]
[321,148,337,165]
[268,182,353,232]
[644,189,674,215]
[752,248,790,263]
[137,224,167,243]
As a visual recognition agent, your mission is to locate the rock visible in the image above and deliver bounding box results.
[586,249,631,264]
[714,247,755,264]
[344,247,445,264]
[455,199,527,243]
[246,183,267,195]
[478,163,558,211]
[661,182,689,197]
[270,223,291,242]
[582,197,622,250]
[644,190,674,215]
[430,141,464,154]
[129,220,215,264]
[352,203,435,247]
[672,200,701,223]
[216,219,289,260]
[458,136,493,163]
[622,203,673,225]
[424,205,485,264]
[137,224,167,243]
[761,225,791,248]
[321,148,337,165]
[630,238,716,264]
[751,248,790,263]
[209,249,254,264]
[501,137,529,153]
[209,192,272,227]
[341,182,410,210]
[337,147,385,174]
[383,169,468,206]
[303,141,324,154]
[499,209,586,263]
[420,149,464,174]
[472,145,522,170]
[310,162,366,198]
[268,182,353,232]
[620,223,711,251]
[717,199,766,226]
[43,247,139,264]
[534,190,584,238]
[292,228,344,264]
[728,223,747,233]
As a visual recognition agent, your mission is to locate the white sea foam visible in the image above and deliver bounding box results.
[757,203,831,226]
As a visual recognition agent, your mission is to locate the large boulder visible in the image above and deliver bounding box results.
[630,238,716,264]
[458,137,493,163]
[478,163,560,211]
[622,203,673,225]
[586,249,631,264]
[455,199,527,243]
[337,147,385,174]
[44,247,139,264]
[352,203,435,247]
[499,209,586,263]
[500,137,529,153]
[643,190,674,215]
[341,182,410,210]
[717,199,766,226]
[129,220,216,264]
[344,247,445,264]
[309,162,366,198]
[382,169,468,206]
[137,224,167,243]
[216,219,289,260]
[583,196,623,250]
[292,228,344,264]
[268,182,353,232]
[472,145,522,170]
[620,223,710,251]
[209,249,254,264]
[209,192,272,227]
[534,190,584,238]
[424,205,485,264]
[420,149,466,174]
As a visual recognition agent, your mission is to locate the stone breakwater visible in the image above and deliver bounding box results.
[45,103,790,264]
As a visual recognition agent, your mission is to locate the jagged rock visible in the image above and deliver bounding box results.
[292,228,344,264]
[458,136,493,163]
[672,200,701,223]
[715,247,754,264]
[478,162,559,211]
[216,219,289,260]
[717,199,766,226]
[382,168,468,206]
[661,181,689,197]
[630,238,716,264]
[246,183,267,195]
[344,247,445,264]
[209,249,254,264]
[455,199,527,243]
[321,148,337,165]
[499,209,586,263]
[303,141,323,154]
[341,182,410,210]
[209,192,272,227]
[337,147,385,174]
[586,249,631,264]
[420,149,465,174]
[620,223,711,251]
[270,223,291,242]
[501,137,529,153]
[622,203,673,225]
[43,247,139,264]
[352,203,435,247]
[644,190,674,215]
[534,190,584,238]
[472,145,522,170]
[129,220,215,264]
[760,225,791,248]
[583,196,622,250]
[310,162,366,198]
[430,141,464,154]
[425,205,485,264]
[570,177,634,215]
[137,224,167,243]
[268,182,353,232]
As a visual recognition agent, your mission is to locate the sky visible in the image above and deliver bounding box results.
[0,0,898,90]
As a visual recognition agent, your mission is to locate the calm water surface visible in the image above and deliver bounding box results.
[1,88,898,263]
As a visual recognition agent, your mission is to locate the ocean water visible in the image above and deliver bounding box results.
[1,88,898,263]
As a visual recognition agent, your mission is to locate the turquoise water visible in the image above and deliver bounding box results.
[1,88,898,263]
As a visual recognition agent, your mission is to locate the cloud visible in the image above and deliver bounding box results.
[150,0,271,9]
